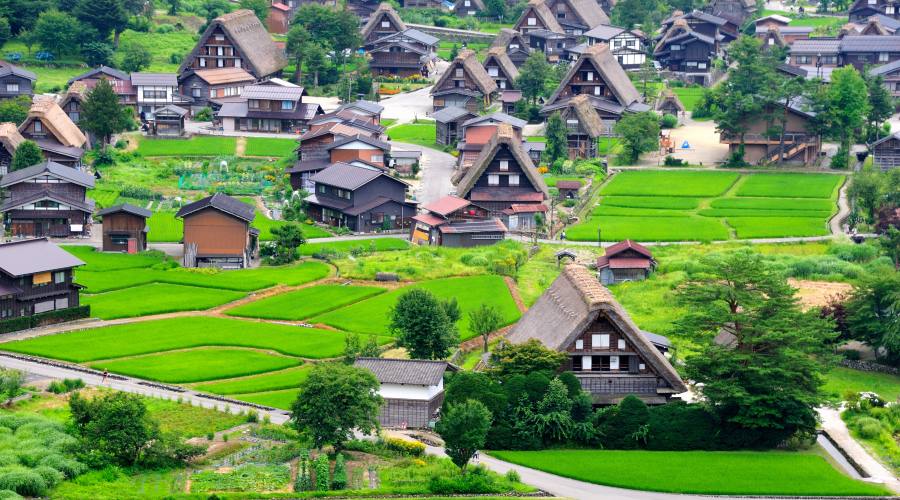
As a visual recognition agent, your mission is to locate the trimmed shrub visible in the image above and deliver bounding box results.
[0,470,47,497]
[646,402,720,450]
[596,395,650,449]
[382,437,425,457]
[660,113,678,129]
[855,417,883,439]
[428,466,504,494]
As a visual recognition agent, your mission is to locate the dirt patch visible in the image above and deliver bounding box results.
[788,279,853,310]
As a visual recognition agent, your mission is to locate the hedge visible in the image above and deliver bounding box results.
[0,306,91,334]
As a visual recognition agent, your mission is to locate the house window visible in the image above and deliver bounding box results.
[670,44,681,50]
[610,355,620,370]
[575,339,584,349]
[215,34,225,41]
[235,59,242,68]
[527,17,536,25]
[465,0,471,6]
[499,160,509,171]
[318,185,325,193]
[193,88,202,98]
[698,62,707,69]
[594,86,601,95]
[585,71,594,81]
[381,20,391,27]
[686,61,698,67]
[880,52,890,62]
[889,5,896,13]
[768,38,775,45]
[618,339,626,349]
[371,155,384,163]
[110,234,130,246]
[199,58,207,67]
[5,83,18,93]
[217,59,224,68]
[455,68,464,78]
[33,121,42,133]
[796,55,811,64]
[54,271,65,284]
[592,333,610,348]
[499,80,506,89]
[249,100,259,109]
[143,90,167,99]
[639,363,646,370]
[509,174,520,186]
[488,66,499,76]
[281,100,293,110]
[488,174,499,185]
[217,46,224,56]
[581,355,591,370]
[823,56,837,64]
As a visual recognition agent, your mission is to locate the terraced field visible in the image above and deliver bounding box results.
[567,171,844,242]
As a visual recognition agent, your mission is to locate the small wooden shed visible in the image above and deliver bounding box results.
[151,105,189,136]
[597,240,657,285]
[96,203,153,253]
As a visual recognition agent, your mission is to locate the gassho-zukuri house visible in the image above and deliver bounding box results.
[505,264,687,405]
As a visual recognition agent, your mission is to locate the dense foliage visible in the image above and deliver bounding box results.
[390,289,460,359]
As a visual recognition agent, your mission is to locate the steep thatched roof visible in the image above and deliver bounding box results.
[179,10,287,78]
[21,98,86,148]
[546,43,641,107]
[517,0,565,33]
[564,0,610,27]
[431,49,498,96]
[506,264,687,394]
[0,122,24,157]
[454,123,549,199]
[492,28,530,52]
[484,47,520,83]
[570,94,605,137]
[764,25,787,46]
[362,2,407,40]
[655,89,686,113]
[455,0,486,10]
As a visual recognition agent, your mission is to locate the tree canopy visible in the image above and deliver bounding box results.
[615,111,660,163]
[81,78,130,146]
[490,339,566,377]
[11,140,43,171]
[389,289,459,359]
[436,400,492,470]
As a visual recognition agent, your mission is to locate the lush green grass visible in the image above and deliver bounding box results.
[136,136,237,157]
[231,388,300,411]
[4,316,381,361]
[90,188,120,208]
[84,283,245,319]
[89,348,300,383]
[823,367,900,401]
[726,217,829,239]
[489,450,890,496]
[51,467,186,500]
[63,246,166,272]
[74,261,330,293]
[388,122,439,149]
[672,87,706,112]
[226,285,386,320]
[542,175,583,188]
[601,196,702,210]
[710,197,835,212]
[192,365,311,395]
[313,275,521,340]
[568,215,730,242]
[146,211,183,242]
[242,137,297,157]
[601,171,740,197]
[143,397,248,436]
[736,173,844,198]
[298,237,409,255]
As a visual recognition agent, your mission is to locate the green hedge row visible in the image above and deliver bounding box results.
[0,306,91,334]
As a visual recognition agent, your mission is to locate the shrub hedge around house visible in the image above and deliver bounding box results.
[0,306,90,334]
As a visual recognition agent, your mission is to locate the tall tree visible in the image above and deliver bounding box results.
[615,111,660,163]
[848,167,884,223]
[165,0,180,15]
[0,17,10,49]
[436,400,492,471]
[484,0,506,18]
[285,25,311,84]
[119,41,152,72]
[80,78,129,146]
[81,41,114,67]
[0,95,31,124]
[468,304,502,353]
[268,222,306,264]
[675,250,835,447]
[10,140,43,171]
[69,391,158,466]
[0,0,54,34]
[844,273,900,364]
[74,0,128,47]
[811,66,869,169]
[389,289,459,359]
[610,0,663,29]
[544,112,568,166]
[304,42,329,89]
[865,73,893,141]
[290,363,382,449]
[291,5,360,66]
[33,10,82,57]
[516,51,551,105]
[239,0,268,22]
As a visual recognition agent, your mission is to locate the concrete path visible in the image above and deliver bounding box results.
[380,86,437,125]
[395,140,457,205]
[0,353,291,425]
[820,407,900,493]
[831,178,852,235]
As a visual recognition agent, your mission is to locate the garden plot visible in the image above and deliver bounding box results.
[136,136,237,157]
[567,171,842,241]
[3,317,381,361]
[311,275,521,340]
[88,348,301,383]
[298,238,409,256]
[83,283,245,319]
[226,285,386,321]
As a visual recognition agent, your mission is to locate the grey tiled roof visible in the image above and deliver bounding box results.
[242,84,306,100]
[841,34,900,51]
[0,238,85,277]
[462,112,527,129]
[790,38,841,54]
[310,162,384,190]
[0,161,94,188]
[431,106,474,123]
[96,203,153,218]
[354,357,450,386]
[130,73,178,86]
[585,24,626,40]
[175,192,255,222]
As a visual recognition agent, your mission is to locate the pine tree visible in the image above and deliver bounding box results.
[11,140,43,171]
[81,78,129,146]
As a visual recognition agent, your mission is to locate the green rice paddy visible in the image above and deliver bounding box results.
[567,171,843,242]
[89,348,301,383]
[84,283,245,319]
[192,365,311,395]
[226,285,386,321]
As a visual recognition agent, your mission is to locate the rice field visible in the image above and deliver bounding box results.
[567,171,843,242]
[226,285,386,321]
[84,283,245,319]
[88,348,301,383]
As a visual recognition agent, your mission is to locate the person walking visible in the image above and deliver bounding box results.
[101,369,108,384]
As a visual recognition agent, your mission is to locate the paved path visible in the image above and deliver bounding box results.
[638,115,729,167]
[0,353,291,425]
[380,86,437,125]
[395,140,456,205]
[831,178,852,234]
[820,407,900,493]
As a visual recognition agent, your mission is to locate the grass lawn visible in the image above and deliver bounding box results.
[242,137,298,158]
[63,246,166,272]
[136,136,237,157]
[146,211,183,242]
[601,196,702,210]
[74,261,330,293]
[312,275,521,340]
[90,188,120,208]
[736,173,844,198]
[543,175,584,188]
[193,365,311,395]
[672,87,706,112]
[601,171,740,197]
[298,238,409,255]
[231,388,300,411]
[388,122,439,149]
[226,285,386,321]
[143,397,248,436]
[823,367,900,401]
[725,216,829,239]
[489,450,889,496]
[568,215,730,242]
[4,316,382,361]
[84,283,245,319]
[88,348,301,383]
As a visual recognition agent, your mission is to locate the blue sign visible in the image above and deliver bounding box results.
[681,140,691,149]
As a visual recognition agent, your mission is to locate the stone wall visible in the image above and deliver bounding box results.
[841,359,900,376]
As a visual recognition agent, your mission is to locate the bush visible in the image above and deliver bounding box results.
[119,185,162,200]
[0,306,90,334]
[663,155,685,166]
[855,417,883,439]
[646,402,720,450]
[660,113,678,129]
[428,466,505,494]
[0,489,21,500]
[505,469,520,482]
[194,107,213,122]
[0,470,47,497]
[331,453,347,490]
[826,243,879,263]
[32,466,63,489]
[382,437,425,457]
[48,378,85,394]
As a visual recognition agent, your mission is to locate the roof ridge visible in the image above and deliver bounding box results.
[563,264,614,309]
